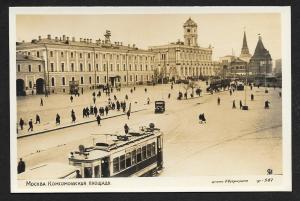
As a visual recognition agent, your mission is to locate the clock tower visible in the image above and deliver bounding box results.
[183,18,198,46]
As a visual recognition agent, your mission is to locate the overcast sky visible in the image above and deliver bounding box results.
[16,13,281,60]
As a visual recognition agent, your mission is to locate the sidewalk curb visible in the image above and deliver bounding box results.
[17,109,147,139]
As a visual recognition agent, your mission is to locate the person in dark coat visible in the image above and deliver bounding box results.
[251,94,254,101]
[94,106,98,116]
[40,98,43,106]
[35,114,40,124]
[124,124,129,134]
[93,96,96,104]
[130,89,133,93]
[90,106,94,115]
[126,110,130,119]
[83,108,86,118]
[112,102,116,110]
[28,119,33,132]
[96,115,101,126]
[19,118,24,130]
[232,100,236,109]
[217,97,220,105]
[105,106,109,116]
[17,158,25,174]
[116,101,120,111]
[239,100,243,109]
[265,100,270,109]
[75,170,82,178]
[56,113,61,125]
[144,88,147,93]
[86,107,90,117]
[70,95,73,103]
[71,111,76,123]
[125,94,128,100]
[168,93,171,99]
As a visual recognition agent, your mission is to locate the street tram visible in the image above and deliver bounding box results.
[68,124,164,177]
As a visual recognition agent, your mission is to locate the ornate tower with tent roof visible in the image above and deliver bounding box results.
[249,35,272,75]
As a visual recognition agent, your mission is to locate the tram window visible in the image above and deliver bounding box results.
[126,153,132,168]
[94,165,100,178]
[137,148,142,162]
[84,167,93,178]
[147,144,152,158]
[120,155,125,170]
[151,142,156,155]
[113,157,120,173]
[142,146,147,160]
[131,150,137,165]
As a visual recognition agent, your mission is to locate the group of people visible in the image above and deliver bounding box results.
[19,114,41,133]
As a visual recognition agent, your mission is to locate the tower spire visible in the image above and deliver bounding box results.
[239,30,252,62]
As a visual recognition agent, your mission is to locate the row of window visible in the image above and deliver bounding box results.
[17,64,42,73]
[48,51,154,61]
[50,74,154,86]
[113,142,156,174]
[48,63,154,72]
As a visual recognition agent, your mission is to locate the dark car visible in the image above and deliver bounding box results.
[155,101,165,113]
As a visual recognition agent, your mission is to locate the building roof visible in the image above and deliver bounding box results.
[251,35,272,60]
[231,57,247,64]
[183,18,197,27]
[16,53,43,61]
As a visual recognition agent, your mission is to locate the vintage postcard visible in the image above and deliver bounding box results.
[9,6,291,192]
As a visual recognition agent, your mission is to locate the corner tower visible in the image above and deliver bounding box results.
[183,18,198,46]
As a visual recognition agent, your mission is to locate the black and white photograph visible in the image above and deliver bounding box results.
[9,6,291,192]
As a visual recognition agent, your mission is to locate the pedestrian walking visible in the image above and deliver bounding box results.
[114,95,117,101]
[130,89,133,93]
[96,115,101,126]
[35,114,40,124]
[279,91,282,98]
[71,112,76,123]
[94,106,98,116]
[28,119,33,132]
[116,101,120,111]
[19,118,24,130]
[56,113,61,125]
[168,93,171,99]
[217,97,220,105]
[171,84,173,90]
[70,95,73,103]
[125,94,128,100]
[105,106,109,116]
[124,123,129,134]
[145,88,147,93]
[93,96,96,104]
[112,102,116,110]
[232,100,236,109]
[17,158,25,174]
[147,97,150,105]
[239,100,243,109]
[264,100,270,109]
[251,94,254,101]
[40,98,43,106]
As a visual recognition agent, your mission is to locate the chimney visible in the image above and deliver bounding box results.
[38,36,42,41]
[47,34,51,40]
[63,35,66,41]
[72,37,75,42]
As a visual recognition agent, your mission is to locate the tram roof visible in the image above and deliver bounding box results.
[70,127,162,162]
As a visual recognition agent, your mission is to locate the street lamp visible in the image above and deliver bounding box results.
[126,50,129,87]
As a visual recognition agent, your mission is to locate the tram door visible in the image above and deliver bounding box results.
[157,136,163,170]
[101,157,110,177]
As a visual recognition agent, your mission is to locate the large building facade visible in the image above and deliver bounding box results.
[16,32,155,95]
[149,18,216,81]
